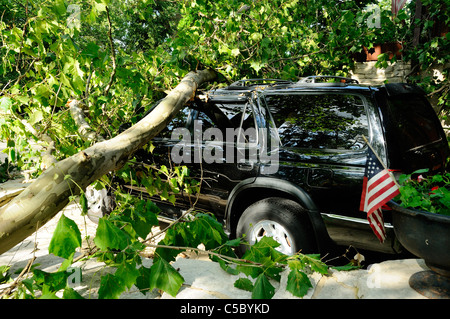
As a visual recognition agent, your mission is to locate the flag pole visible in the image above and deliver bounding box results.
[362,135,401,188]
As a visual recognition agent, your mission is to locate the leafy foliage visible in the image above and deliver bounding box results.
[0,265,11,284]
[396,168,450,215]
[2,189,335,299]
[379,0,449,119]
[1,0,448,299]
[173,0,382,80]
[1,0,448,174]
[48,213,82,259]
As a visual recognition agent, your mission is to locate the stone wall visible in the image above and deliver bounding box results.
[350,61,411,85]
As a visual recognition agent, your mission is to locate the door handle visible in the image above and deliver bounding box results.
[237,162,254,171]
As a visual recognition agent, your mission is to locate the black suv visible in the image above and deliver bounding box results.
[119,76,450,256]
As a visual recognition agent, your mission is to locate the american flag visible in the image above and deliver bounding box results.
[392,0,407,17]
[360,147,400,243]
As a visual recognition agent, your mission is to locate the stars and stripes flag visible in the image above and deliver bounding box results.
[360,147,400,243]
[392,0,407,17]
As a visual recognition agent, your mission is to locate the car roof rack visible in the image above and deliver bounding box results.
[298,75,359,84]
[226,78,293,90]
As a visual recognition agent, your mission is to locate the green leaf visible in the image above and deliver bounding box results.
[331,264,361,271]
[0,265,11,284]
[301,254,329,275]
[286,269,312,298]
[49,214,81,259]
[29,110,44,125]
[155,228,185,262]
[79,191,88,215]
[250,60,264,72]
[217,259,240,275]
[132,200,159,239]
[53,0,66,16]
[8,148,16,162]
[149,258,184,297]
[251,32,262,42]
[224,238,242,247]
[39,290,60,299]
[33,269,69,292]
[0,97,12,113]
[135,265,152,295]
[98,274,126,299]
[238,236,286,280]
[251,273,275,299]
[58,253,75,271]
[63,286,84,299]
[95,2,107,13]
[94,218,130,251]
[234,277,254,292]
[412,168,429,175]
[81,42,100,58]
[115,260,140,290]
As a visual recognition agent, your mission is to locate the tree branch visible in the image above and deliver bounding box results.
[143,243,269,268]
[0,69,217,255]
[104,6,116,97]
[67,99,105,143]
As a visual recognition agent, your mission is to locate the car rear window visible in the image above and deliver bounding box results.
[386,95,443,150]
[264,93,369,150]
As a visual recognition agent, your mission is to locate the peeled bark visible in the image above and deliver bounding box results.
[68,99,105,143]
[0,69,217,255]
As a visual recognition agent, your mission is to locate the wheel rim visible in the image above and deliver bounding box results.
[248,220,294,255]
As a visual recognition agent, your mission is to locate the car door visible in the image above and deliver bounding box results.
[259,91,370,217]
[148,99,260,221]
[177,100,260,221]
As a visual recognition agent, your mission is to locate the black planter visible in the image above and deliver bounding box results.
[390,201,450,298]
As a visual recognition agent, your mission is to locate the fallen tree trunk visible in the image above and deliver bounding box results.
[0,69,217,255]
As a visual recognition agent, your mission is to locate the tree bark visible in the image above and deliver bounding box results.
[0,69,217,255]
[412,0,422,49]
[68,99,105,143]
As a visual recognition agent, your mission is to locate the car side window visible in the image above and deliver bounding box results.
[193,103,256,143]
[157,107,191,139]
[264,93,368,150]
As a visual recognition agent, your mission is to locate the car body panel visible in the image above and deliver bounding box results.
[133,78,449,255]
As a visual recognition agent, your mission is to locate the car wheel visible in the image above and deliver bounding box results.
[85,185,115,224]
[236,197,316,256]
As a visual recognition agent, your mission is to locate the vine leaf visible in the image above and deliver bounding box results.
[63,287,84,299]
[115,260,140,290]
[300,254,329,275]
[234,277,254,292]
[79,191,88,215]
[217,259,240,275]
[149,258,184,297]
[131,200,159,239]
[237,236,285,280]
[251,273,275,299]
[98,274,126,299]
[135,265,152,295]
[94,218,130,251]
[286,269,312,298]
[33,269,69,292]
[48,214,81,259]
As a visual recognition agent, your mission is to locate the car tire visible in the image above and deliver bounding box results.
[236,197,316,256]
